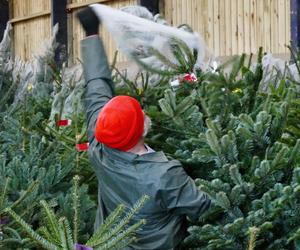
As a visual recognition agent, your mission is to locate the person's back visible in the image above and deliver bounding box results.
[78,6,211,249]
[90,143,210,249]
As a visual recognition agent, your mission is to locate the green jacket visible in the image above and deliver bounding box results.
[81,36,211,250]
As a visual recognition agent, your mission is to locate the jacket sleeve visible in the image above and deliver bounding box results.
[159,164,211,221]
[81,36,114,143]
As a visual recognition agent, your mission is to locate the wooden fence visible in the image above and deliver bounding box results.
[10,0,51,60]
[164,0,291,57]
[8,0,291,62]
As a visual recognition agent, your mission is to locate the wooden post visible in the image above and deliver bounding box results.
[51,0,68,66]
[0,0,9,41]
[291,0,300,48]
[139,0,159,15]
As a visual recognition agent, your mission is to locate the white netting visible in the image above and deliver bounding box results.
[90,4,207,71]
[250,53,300,92]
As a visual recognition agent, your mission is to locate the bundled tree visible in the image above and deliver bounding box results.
[132,41,300,249]
[0,22,147,249]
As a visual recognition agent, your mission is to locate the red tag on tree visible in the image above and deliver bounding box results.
[183,73,197,82]
[57,119,72,126]
[76,142,89,151]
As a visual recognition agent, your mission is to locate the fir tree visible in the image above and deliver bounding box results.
[4,176,149,250]
[132,39,300,249]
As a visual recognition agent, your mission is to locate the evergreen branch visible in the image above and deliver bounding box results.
[9,180,39,210]
[4,208,58,250]
[87,204,125,246]
[229,54,245,81]
[97,219,146,250]
[159,98,175,117]
[171,37,196,67]
[60,217,74,250]
[111,51,118,70]
[2,226,22,240]
[170,43,189,72]
[73,175,80,244]
[107,237,137,250]
[44,123,76,144]
[112,66,139,96]
[229,165,243,186]
[175,96,195,116]
[148,47,181,70]
[288,45,300,75]
[0,80,18,108]
[40,200,61,245]
[90,195,149,247]
[39,226,60,246]
[151,123,198,137]
[59,218,68,250]
[205,129,222,156]
[247,227,259,250]
[0,177,9,210]
[288,139,300,166]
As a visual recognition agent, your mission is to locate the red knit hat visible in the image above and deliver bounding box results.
[95,96,144,151]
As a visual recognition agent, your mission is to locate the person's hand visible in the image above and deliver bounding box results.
[76,7,100,36]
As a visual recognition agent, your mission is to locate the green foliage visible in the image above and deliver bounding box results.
[5,189,148,250]
[123,40,300,249]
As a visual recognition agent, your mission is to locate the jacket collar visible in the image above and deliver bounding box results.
[104,146,169,163]
[137,151,169,162]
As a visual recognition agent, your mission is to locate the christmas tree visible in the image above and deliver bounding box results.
[0,23,147,249]
[134,41,300,249]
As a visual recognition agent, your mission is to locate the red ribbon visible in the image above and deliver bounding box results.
[57,119,72,126]
[76,142,89,151]
[183,73,197,82]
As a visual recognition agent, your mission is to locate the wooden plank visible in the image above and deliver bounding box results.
[286,0,291,53]
[250,0,263,54]
[263,0,271,52]
[224,0,231,55]
[67,0,111,10]
[256,0,264,51]
[174,0,178,26]
[213,0,220,56]
[164,0,172,25]
[11,0,51,60]
[10,10,51,24]
[186,0,191,27]
[231,0,238,55]
[219,0,226,56]
[178,0,184,26]
[207,0,214,53]
[8,0,14,58]
[244,0,251,54]
[277,0,286,52]
[202,0,209,46]
[172,0,177,25]
[190,0,195,32]
[270,0,279,53]
[237,0,244,53]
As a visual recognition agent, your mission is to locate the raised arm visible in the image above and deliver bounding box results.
[78,8,114,142]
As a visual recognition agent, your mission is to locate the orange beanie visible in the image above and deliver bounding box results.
[95,96,144,151]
